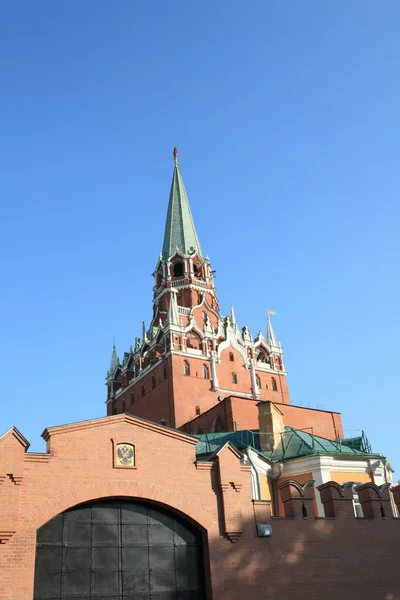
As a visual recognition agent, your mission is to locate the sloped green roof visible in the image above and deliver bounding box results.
[162,161,202,260]
[195,430,260,458]
[261,427,380,462]
[195,427,380,463]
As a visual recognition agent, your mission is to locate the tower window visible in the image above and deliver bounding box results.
[184,361,190,376]
[256,375,261,388]
[141,383,145,397]
[203,365,209,379]
[186,331,201,350]
[122,399,126,412]
[193,263,199,275]
[173,261,184,278]
[152,376,156,389]
[130,391,135,404]
[163,364,167,379]
[229,352,234,362]
[232,372,237,384]
[271,377,277,391]
[195,405,201,416]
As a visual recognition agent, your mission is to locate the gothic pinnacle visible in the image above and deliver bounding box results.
[267,312,278,347]
[109,343,119,374]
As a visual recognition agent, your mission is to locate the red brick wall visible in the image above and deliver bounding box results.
[0,417,398,600]
[227,397,343,439]
[181,396,343,440]
[254,369,290,404]
[110,359,175,427]
[170,354,216,426]
[276,402,343,439]
[111,343,291,429]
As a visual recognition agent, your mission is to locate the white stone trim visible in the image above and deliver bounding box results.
[216,324,249,366]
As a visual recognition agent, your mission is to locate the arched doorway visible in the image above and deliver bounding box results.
[33,498,206,599]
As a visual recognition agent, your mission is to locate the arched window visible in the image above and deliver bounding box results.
[255,375,261,388]
[187,331,201,350]
[203,364,209,379]
[271,377,277,391]
[193,264,199,275]
[173,261,184,278]
[229,352,234,362]
[232,372,237,384]
[184,361,190,376]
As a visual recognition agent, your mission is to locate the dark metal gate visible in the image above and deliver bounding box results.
[33,499,205,600]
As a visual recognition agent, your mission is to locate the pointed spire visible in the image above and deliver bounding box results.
[267,313,278,347]
[166,290,180,326]
[162,149,202,259]
[142,321,150,344]
[230,305,236,326]
[109,343,119,374]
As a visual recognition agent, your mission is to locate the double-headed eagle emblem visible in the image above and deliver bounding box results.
[117,444,135,466]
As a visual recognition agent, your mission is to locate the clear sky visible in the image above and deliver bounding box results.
[1,2,399,475]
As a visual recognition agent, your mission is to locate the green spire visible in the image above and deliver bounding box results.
[162,148,202,260]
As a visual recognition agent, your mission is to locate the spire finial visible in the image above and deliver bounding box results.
[173,146,178,164]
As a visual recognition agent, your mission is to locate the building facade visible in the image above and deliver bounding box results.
[0,150,399,600]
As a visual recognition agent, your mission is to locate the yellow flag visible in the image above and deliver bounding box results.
[267,310,276,315]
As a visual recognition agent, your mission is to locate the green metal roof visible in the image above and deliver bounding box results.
[195,427,380,463]
[162,159,202,260]
[264,427,379,462]
[195,430,259,458]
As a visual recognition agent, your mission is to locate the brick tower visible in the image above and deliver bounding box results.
[106,148,292,433]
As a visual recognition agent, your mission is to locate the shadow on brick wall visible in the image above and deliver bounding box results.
[208,482,400,600]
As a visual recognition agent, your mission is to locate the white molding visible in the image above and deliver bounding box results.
[216,388,255,399]
[217,323,249,366]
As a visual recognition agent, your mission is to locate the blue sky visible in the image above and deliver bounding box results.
[1,2,399,475]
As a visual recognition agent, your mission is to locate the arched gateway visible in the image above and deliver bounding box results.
[33,498,205,600]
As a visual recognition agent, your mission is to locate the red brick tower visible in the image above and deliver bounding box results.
[106,149,290,431]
